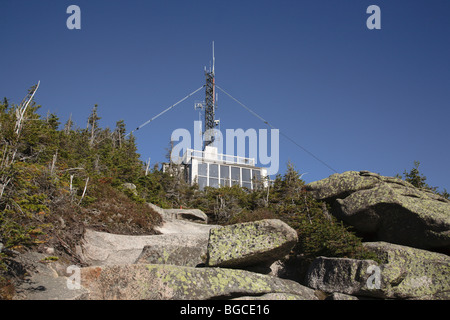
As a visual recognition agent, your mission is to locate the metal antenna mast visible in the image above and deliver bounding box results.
[203,41,218,149]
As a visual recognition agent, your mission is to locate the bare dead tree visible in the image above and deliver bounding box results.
[64,113,73,135]
[0,82,40,202]
[87,105,100,148]
[79,177,89,205]
[14,81,40,137]
[145,157,151,176]
[50,150,58,176]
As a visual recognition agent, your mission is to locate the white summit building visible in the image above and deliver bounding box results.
[180,145,268,190]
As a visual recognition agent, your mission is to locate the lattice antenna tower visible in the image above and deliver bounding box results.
[202,41,219,149]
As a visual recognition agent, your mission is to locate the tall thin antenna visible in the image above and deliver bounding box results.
[212,41,215,74]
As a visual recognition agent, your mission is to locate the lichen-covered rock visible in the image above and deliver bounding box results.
[205,219,298,268]
[306,242,450,300]
[306,171,382,200]
[305,256,380,297]
[233,293,310,300]
[363,242,450,300]
[305,171,450,250]
[324,292,360,300]
[79,264,317,300]
[135,242,207,267]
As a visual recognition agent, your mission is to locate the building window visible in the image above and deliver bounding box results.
[242,168,251,183]
[231,167,240,186]
[252,169,261,188]
[209,178,219,188]
[209,164,218,178]
[242,182,252,189]
[197,162,208,190]
[198,162,208,177]
[198,176,207,190]
[220,165,230,187]
[252,169,261,181]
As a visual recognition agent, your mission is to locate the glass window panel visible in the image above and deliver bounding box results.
[220,165,229,179]
[231,167,240,181]
[198,163,207,176]
[209,164,218,178]
[242,182,252,189]
[252,170,261,181]
[220,179,230,187]
[198,176,207,190]
[231,180,240,186]
[242,168,251,182]
[209,178,219,188]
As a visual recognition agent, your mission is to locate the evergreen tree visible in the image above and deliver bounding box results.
[47,113,60,131]
[87,104,101,147]
[0,97,8,112]
[399,160,449,199]
[403,161,429,189]
[113,120,126,149]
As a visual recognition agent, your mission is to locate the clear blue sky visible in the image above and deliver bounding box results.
[1,0,449,191]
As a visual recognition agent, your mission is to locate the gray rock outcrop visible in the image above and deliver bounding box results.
[205,219,298,268]
[80,229,211,266]
[363,242,450,300]
[306,242,450,300]
[135,242,207,267]
[147,202,209,224]
[79,264,317,300]
[11,252,88,300]
[305,256,379,297]
[306,170,450,250]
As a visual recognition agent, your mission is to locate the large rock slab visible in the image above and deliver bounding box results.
[205,219,298,268]
[363,242,450,300]
[306,242,450,300]
[306,170,383,200]
[79,264,317,300]
[233,293,309,300]
[10,252,88,300]
[80,229,211,266]
[305,256,379,297]
[164,208,209,224]
[147,202,209,224]
[306,171,450,250]
[324,292,361,300]
[135,242,207,267]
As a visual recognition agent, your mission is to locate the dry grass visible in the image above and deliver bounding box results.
[42,180,162,266]
[0,277,15,300]
[81,182,162,235]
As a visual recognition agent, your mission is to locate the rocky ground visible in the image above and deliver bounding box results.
[5,171,450,300]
